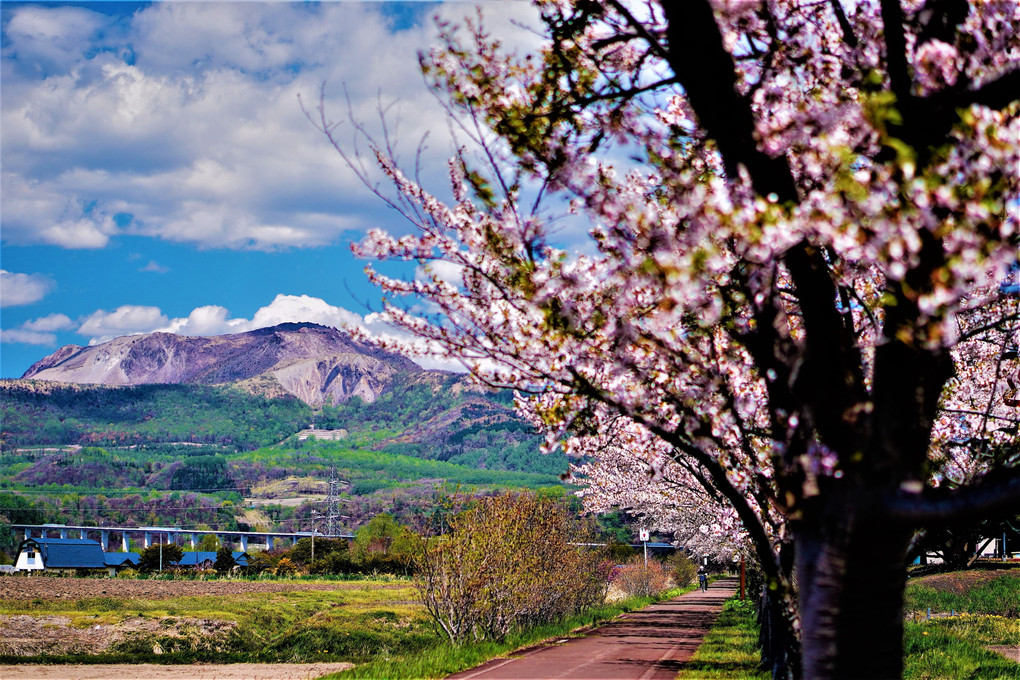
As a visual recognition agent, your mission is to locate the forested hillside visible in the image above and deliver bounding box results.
[0,375,570,557]
[0,377,564,474]
[0,380,309,450]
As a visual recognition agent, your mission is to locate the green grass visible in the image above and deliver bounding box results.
[904,617,1020,680]
[903,569,1020,680]
[327,585,699,680]
[905,572,1020,617]
[677,597,768,680]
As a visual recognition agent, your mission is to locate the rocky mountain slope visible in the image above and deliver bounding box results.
[21,323,424,407]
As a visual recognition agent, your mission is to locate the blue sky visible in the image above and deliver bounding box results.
[0,1,539,377]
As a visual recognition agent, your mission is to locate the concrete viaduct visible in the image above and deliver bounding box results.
[13,524,354,552]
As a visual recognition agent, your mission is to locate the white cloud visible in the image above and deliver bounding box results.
[0,3,544,252]
[140,260,170,274]
[157,305,247,336]
[78,305,171,343]
[0,312,77,346]
[74,295,366,345]
[0,328,57,346]
[1,173,117,248]
[23,313,75,332]
[2,5,108,75]
[249,294,363,331]
[0,270,56,307]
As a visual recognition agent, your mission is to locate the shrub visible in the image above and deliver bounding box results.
[666,552,698,588]
[613,556,672,598]
[244,551,273,575]
[414,491,607,644]
[275,557,297,576]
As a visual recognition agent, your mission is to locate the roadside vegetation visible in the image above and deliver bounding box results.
[329,587,694,680]
[677,568,1020,680]
[902,569,1020,680]
[678,598,769,680]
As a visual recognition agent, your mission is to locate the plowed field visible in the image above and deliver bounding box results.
[0,575,400,601]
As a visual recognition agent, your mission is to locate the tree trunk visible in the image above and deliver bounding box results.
[759,586,801,680]
[797,514,912,679]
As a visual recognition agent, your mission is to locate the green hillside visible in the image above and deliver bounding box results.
[0,377,570,546]
[0,380,309,450]
[0,376,566,474]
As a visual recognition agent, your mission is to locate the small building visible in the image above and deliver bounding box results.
[175,551,249,570]
[15,537,109,575]
[104,551,141,572]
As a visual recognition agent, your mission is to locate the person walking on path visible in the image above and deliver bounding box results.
[446,577,739,680]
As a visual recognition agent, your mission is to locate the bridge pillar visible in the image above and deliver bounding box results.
[191,533,198,549]
[240,535,248,551]
[266,535,272,550]
[23,528,31,539]
[59,529,68,539]
[121,533,129,552]
[101,531,109,551]
[79,529,87,539]
[144,532,152,548]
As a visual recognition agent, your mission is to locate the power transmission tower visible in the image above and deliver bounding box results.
[325,466,344,537]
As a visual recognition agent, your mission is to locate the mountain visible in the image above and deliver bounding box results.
[21,323,423,407]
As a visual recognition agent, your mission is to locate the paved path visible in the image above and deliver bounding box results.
[447,577,739,680]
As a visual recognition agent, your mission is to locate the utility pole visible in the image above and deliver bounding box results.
[309,510,322,566]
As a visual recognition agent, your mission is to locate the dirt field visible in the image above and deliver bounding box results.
[0,576,401,602]
[0,613,235,657]
[0,576,408,676]
[0,662,354,679]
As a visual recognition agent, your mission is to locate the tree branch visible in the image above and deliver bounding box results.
[885,468,1020,524]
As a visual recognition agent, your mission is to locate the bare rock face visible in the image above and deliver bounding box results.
[21,323,422,406]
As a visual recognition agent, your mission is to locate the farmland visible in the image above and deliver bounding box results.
[0,575,431,665]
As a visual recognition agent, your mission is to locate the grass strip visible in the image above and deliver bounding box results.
[676,597,768,680]
[327,585,699,680]
[904,572,1020,618]
[903,616,1020,680]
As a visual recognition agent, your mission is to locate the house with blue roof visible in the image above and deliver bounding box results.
[16,537,104,574]
[104,551,141,572]
[174,551,249,570]
[14,537,140,576]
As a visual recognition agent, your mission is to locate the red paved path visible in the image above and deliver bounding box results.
[446,577,739,680]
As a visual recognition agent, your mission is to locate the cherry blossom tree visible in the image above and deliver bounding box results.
[317,1,1019,678]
